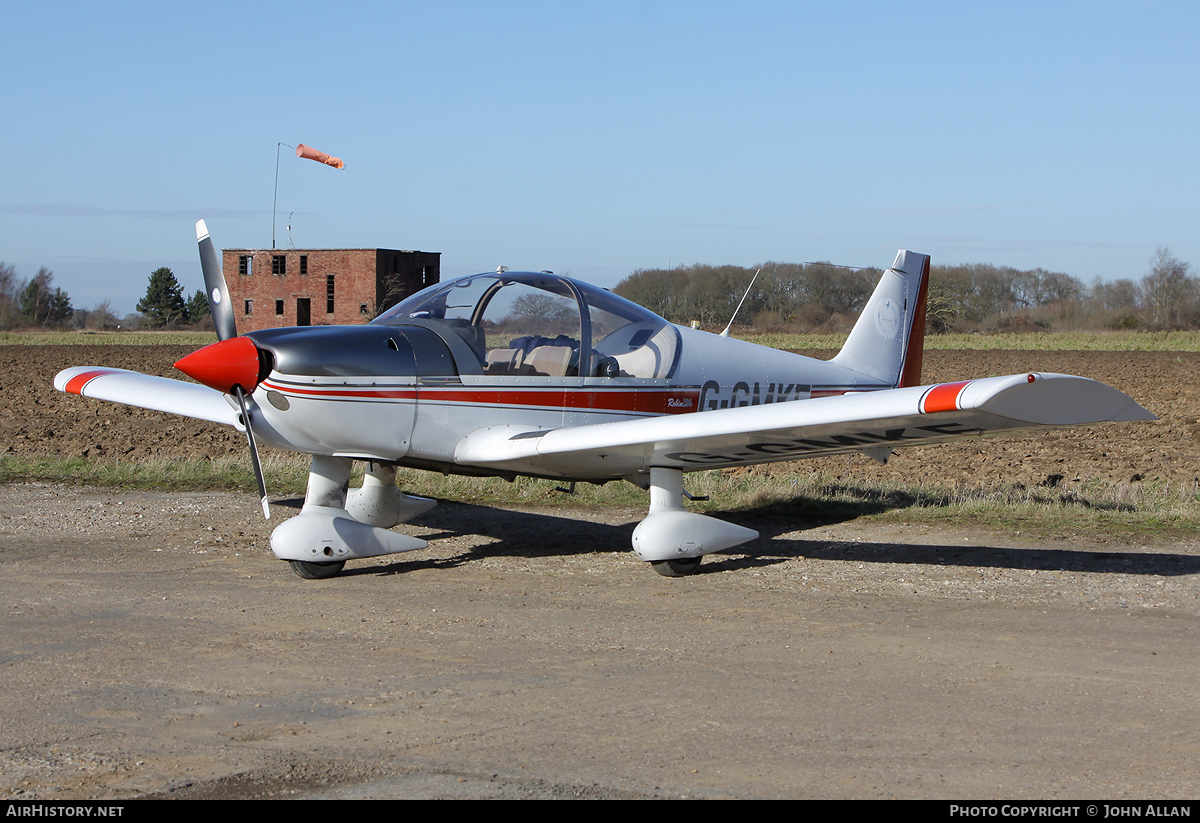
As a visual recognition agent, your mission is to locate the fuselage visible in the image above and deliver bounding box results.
[233,271,890,480]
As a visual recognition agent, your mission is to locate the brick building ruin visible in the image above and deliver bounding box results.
[222,248,440,331]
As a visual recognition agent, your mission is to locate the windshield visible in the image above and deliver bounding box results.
[374,272,678,379]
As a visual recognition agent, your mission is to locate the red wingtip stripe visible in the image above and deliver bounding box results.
[64,369,119,395]
[920,380,972,414]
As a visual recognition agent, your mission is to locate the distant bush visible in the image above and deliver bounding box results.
[617,249,1200,334]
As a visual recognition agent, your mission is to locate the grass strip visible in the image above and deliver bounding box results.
[4,455,1197,540]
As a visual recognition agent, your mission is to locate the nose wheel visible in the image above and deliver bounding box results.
[288,560,346,579]
[650,557,703,577]
[272,456,430,579]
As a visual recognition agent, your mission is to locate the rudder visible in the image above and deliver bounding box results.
[830,250,930,388]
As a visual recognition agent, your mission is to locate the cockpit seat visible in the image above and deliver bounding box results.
[485,348,524,374]
[525,345,573,377]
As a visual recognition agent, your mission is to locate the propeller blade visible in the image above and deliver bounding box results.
[234,387,270,520]
[196,219,238,342]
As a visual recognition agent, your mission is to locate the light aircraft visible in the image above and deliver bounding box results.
[55,221,1155,579]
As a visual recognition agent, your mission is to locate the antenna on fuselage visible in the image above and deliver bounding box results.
[719,268,761,338]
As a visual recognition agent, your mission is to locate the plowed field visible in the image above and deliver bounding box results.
[7,344,1198,491]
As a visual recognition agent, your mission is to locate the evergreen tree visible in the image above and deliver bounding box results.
[137,267,188,326]
[18,267,72,326]
[45,287,73,325]
[186,288,210,323]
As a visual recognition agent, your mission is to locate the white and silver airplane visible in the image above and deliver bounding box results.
[55,221,1155,579]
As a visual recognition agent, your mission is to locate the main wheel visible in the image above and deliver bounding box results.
[288,559,346,579]
[650,556,703,577]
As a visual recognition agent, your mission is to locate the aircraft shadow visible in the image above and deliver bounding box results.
[270,497,637,578]
[273,495,1200,579]
[727,534,1200,577]
[705,495,1200,577]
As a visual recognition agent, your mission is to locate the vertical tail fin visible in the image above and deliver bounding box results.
[830,250,930,388]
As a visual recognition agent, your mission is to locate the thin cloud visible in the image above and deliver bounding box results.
[648,221,766,231]
[0,203,274,220]
[873,203,1050,216]
[911,236,1140,254]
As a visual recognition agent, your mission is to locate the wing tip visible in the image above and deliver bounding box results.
[54,367,123,395]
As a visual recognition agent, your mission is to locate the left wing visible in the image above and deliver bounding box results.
[455,372,1156,478]
[54,367,240,427]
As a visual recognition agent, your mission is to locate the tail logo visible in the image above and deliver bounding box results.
[875,298,901,338]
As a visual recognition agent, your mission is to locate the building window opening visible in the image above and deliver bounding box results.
[275,300,284,316]
[299,255,308,275]
[326,274,335,314]
[244,300,253,315]
[272,255,287,275]
[239,255,251,276]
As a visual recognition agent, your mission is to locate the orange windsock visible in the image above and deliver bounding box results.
[295,143,345,170]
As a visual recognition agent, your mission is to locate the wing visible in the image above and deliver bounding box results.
[54,367,240,427]
[454,372,1156,478]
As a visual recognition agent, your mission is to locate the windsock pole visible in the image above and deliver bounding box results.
[272,142,345,249]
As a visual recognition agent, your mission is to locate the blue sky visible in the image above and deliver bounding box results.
[2,1,1197,315]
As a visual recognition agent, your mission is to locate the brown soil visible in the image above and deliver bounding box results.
[8,344,1199,489]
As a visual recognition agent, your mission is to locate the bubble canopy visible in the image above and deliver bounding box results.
[372,272,680,379]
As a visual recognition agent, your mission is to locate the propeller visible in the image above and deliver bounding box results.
[189,220,270,519]
[234,386,270,520]
[196,220,238,342]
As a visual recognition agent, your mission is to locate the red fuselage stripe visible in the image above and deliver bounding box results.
[259,380,701,414]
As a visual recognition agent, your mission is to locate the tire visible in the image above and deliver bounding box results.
[288,560,346,579]
[650,556,703,577]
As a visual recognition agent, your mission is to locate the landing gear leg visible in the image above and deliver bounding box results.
[346,461,436,527]
[272,455,427,579]
[632,467,758,576]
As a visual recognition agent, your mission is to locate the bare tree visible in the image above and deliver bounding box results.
[0,262,18,329]
[87,299,119,330]
[1141,247,1195,328]
[1090,277,1142,312]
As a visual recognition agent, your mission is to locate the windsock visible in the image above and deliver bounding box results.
[295,143,345,170]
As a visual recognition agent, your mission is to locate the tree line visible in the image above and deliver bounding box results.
[613,248,1199,333]
[3,249,1196,334]
[0,263,74,329]
[0,264,210,331]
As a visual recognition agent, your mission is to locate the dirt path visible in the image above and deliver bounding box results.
[1,483,1196,799]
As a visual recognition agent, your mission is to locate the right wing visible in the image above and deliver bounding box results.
[54,367,240,427]
[454,372,1156,478]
